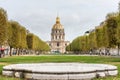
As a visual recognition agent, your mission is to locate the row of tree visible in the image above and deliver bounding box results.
[66,11,120,54]
[27,33,50,51]
[0,8,50,56]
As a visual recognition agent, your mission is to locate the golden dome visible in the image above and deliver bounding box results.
[53,24,63,29]
[52,16,64,29]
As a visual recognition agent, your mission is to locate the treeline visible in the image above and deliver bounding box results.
[0,8,50,55]
[66,12,120,55]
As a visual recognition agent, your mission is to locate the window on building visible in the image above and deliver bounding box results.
[56,36,57,39]
[59,36,61,39]
[65,43,67,46]
[57,42,59,47]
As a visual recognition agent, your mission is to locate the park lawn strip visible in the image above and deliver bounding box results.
[0,55,120,80]
[0,56,120,63]
[0,62,10,74]
[0,65,4,74]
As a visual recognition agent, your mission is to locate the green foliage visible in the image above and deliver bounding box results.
[26,33,34,49]
[102,25,109,47]
[67,13,119,52]
[0,7,49,54]
[88,32,96,49]
[79,36,87,51]
[27,33,50,51]
[19,26,27,49]
[66,44,71,51]
[0,8,7,45]
[95,27,104,48]
[70,37,80,51]
[8,21,26,48]
[116,15,120,45]
[106,17,118,47]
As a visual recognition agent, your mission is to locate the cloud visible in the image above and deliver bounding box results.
[0,0,119,41]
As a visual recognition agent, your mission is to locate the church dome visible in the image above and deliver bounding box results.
[52,16,64,29]
[53,24,63,29]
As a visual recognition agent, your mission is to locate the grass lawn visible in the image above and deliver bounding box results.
[0,55,120,80]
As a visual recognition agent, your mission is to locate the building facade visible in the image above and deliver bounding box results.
[47,16,70,53]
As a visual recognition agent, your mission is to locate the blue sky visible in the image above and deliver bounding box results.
[0,0,119,41]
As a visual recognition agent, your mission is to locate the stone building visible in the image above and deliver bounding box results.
[47,16,70,53]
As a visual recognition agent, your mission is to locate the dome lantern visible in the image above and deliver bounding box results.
[56,16,60,23]
[52,16,64,29]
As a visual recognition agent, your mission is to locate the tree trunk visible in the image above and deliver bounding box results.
[9,47,12,56]
[16,48,19,56]
[118,44,120,56]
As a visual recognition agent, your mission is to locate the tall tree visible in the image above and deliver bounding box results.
[106,17,117,47]
[26,33,50,53]
[95,27,104,48]
[8,21,22,55]
[0,8,7,46]
[102,25,109,47]
[19,26,27,49]
[88,32,97,49]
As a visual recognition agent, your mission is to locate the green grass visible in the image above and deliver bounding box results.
[0,55,120,80]
[1,56,120,63]
[0,65,4,74]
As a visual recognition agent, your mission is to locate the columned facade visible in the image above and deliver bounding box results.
[47,16,70,53]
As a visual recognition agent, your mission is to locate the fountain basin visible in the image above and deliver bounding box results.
[2,63,118,80]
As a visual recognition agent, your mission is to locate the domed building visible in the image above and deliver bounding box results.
[47,16,70,53]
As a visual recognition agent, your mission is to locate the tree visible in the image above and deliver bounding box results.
[8,21,21,48]
[66,43,71,51]
[106,17,117,47]
[19,26,27,49]
[70,37,80,52]
[8,21,27,56]
[102,25,109,47]
[26,33,34,49]
[26,33,50,53]
[0,8,8,46]
[88,32,97,49]
[95,27,104,48]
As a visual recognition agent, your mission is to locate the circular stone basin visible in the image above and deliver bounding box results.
[2,63,118,80]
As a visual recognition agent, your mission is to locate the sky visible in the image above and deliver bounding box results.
[0,0,119,42]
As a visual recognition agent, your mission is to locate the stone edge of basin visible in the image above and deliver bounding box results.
[2,63,118,80]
